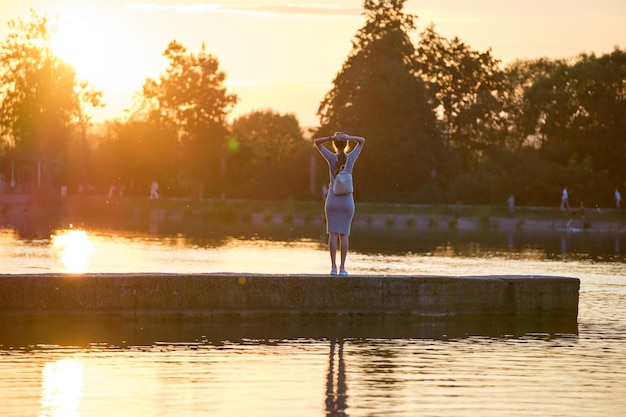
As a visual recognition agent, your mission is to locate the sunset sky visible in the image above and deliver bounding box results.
[0,0,624,127]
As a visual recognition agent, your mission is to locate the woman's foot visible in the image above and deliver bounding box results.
[339,269,348,276]
[330,267,337,276]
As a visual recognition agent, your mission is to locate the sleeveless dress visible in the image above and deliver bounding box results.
[317,144,363,235]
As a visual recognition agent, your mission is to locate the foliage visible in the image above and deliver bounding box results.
[91,119,179,196]
[500,58,565,150]
[229,110,309,199]
[317,0,441,201]
[524,49,626,186]
[2,6,625,208]
[134,40,237,198]
[415,24,506,173]
[0,10,101,162]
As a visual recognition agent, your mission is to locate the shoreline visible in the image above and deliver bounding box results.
[1,194,625,233]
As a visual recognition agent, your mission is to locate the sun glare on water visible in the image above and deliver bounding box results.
[40,359,84,417]
[52,229,95,273]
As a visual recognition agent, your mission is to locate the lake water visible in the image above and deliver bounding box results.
[1,219,625,416]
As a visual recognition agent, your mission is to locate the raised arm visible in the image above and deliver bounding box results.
[314,132,365,149]
[336,132,365,146]
[313,134,335,148]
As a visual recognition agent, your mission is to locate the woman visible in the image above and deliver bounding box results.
[314,132,365,276]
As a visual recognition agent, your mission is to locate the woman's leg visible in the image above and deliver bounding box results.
[339,233,349,273]
[328,233,338,272]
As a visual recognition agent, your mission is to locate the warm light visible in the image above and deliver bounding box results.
[52,229,95,273]
[40,359,84,417]
[48,6,143,100]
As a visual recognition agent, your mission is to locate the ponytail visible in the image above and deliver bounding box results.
[333,140,348,176]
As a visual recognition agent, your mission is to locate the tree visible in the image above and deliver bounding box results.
[91,119,179,196]
[0,10,101,162]
[500,58,565,151]
[135,40,237,198]
[317,0,440,201]
[506,49,626,206]
[525,50,626,185]
[229,110,308,199]
[415,25,505,173]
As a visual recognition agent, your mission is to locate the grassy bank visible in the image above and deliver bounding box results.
[61,196,625,225]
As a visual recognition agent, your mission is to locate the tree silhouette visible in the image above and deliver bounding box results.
[229,110,309,199]
[415,24,505,174]
[317,0,440,201]
[526,50,626,184]
[135,40,237,198]
[94,119,179,197]
[0,10,101,169]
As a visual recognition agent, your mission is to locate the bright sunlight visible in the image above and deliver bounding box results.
[40,359,84,417]
[52,229,95,273]
[48,5,140,95]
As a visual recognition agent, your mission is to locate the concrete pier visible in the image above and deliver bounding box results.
[0,274,579,346]
[0,273,578,318]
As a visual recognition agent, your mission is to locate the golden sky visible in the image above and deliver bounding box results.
[0,0,624,127]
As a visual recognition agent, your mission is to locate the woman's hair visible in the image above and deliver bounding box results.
[332,139,348,176]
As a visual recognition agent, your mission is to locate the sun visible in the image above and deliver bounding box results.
[49,6,130,90]
[47,4,150,120]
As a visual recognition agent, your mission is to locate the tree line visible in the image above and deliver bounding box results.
[1,1,624,208]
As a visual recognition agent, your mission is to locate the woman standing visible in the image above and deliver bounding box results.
[314,132,365,276]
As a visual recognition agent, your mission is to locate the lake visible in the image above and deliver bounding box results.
[1,218,625,416]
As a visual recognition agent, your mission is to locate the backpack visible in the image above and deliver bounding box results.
[333,165,353,195]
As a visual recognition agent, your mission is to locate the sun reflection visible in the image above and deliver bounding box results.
[40,359,83,417]
[52,229,95,273]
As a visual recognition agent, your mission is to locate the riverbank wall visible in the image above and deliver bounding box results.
[2,194,624,234]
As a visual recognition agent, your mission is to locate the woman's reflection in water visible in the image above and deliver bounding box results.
[326,339,347,416]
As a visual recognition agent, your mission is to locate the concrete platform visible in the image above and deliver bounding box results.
[0,274,579,346]
[0,273,578,318]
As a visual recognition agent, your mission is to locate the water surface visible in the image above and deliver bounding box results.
[1,222,625,416]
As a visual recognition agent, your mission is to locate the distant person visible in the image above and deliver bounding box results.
[560,187,570,210]
[150,181,160,199]
[507,194,515,215]
[108,183,123,197]
[314,131,365,276]
[616,188,622,209]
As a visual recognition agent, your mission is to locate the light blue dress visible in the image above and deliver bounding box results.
[317,144,363,235]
